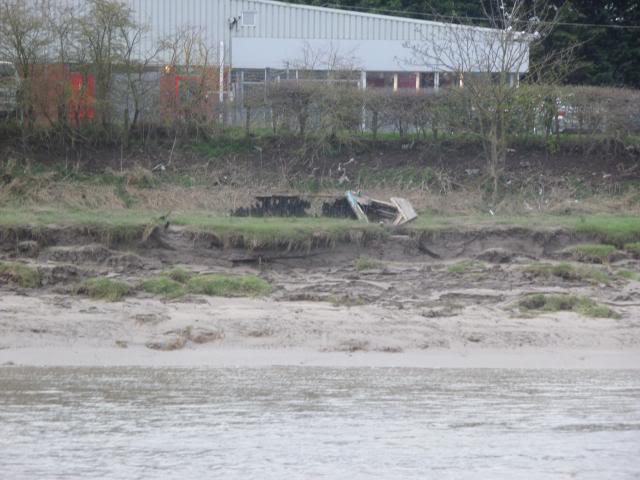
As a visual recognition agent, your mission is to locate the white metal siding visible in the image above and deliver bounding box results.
[50,0,527,72]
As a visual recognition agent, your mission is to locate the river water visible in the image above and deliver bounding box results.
[1,367,639,479]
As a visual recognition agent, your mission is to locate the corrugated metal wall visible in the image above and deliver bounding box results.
[115,0,451,52]
[51,0,524,73]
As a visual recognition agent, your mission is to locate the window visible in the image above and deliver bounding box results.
[242,11,257,27]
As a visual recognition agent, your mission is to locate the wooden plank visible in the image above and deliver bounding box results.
[390,197,418,225]
[346,191,369,223]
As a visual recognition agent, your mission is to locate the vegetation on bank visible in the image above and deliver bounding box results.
[625,242,640,259]
[524,263,611,284]
[140,276,185,299]
[354,257,383,271]
[1,208,640,251]
[141,269,271,299]
[447,260,485,274]
[518,294,620,319]
[0,261,40,288]
[568,244,617,264]
[78,277,131,301]
[186,274,271,297]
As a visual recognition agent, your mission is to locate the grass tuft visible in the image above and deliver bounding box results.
[617,270,640,281]
[524,262,611,284]
[569,243,616,263]
[624,242,640,258]
[0,261,41,288]
[187,274,271,297]
[447,260,484,274]
[141,276,185,299]
[78,277,131,301]
[518,293,619,319]
[354,256,383,271]
[164,267,193,283]
[573,217,640,246]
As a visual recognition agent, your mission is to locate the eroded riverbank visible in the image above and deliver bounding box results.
[1,217,640,367]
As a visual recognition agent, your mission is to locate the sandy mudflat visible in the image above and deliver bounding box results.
[1,290,639,369]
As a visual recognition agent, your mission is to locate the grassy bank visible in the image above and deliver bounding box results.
[1,208,640,249]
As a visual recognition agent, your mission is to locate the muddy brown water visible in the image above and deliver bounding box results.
[1,367,639,479]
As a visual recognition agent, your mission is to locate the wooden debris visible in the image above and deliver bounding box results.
[346,191,418,226]
[346,191,369,223]
[390,197,418,225]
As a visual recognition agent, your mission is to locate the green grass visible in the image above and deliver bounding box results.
[524,262,611,284]
[0,209,385,249]
[78,277,131,301]
[569,243,616,263]
[354,256,383,271]
[518,294,619,319]
[164,267,193,283]
[0,261,41,288]
[625,242,640,258]
[573,217,640,246]
[1,209,639,252]
[140,276,185,299]
[186,274,271,297]
[617,270,640,281]
[447,260,485,274]
[172,214,385,249]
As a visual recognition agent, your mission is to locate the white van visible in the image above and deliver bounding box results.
[0,61,19,118]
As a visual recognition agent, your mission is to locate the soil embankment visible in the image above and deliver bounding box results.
[1,220,640,368]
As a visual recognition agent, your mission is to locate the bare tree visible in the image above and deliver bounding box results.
[119,20,160,143]
[44,2,76,135]
[159,27,219,134]
[406,0,565,203]
[0,0,49,128]
[77,0,134,131]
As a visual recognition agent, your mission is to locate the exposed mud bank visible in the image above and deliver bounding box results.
[1,221,639,366]
[0,222,616,268]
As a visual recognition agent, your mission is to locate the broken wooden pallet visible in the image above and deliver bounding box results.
[346,191,418,226]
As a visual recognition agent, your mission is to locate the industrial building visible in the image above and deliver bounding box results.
[17,0,528,128]
[113,0,529,91]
